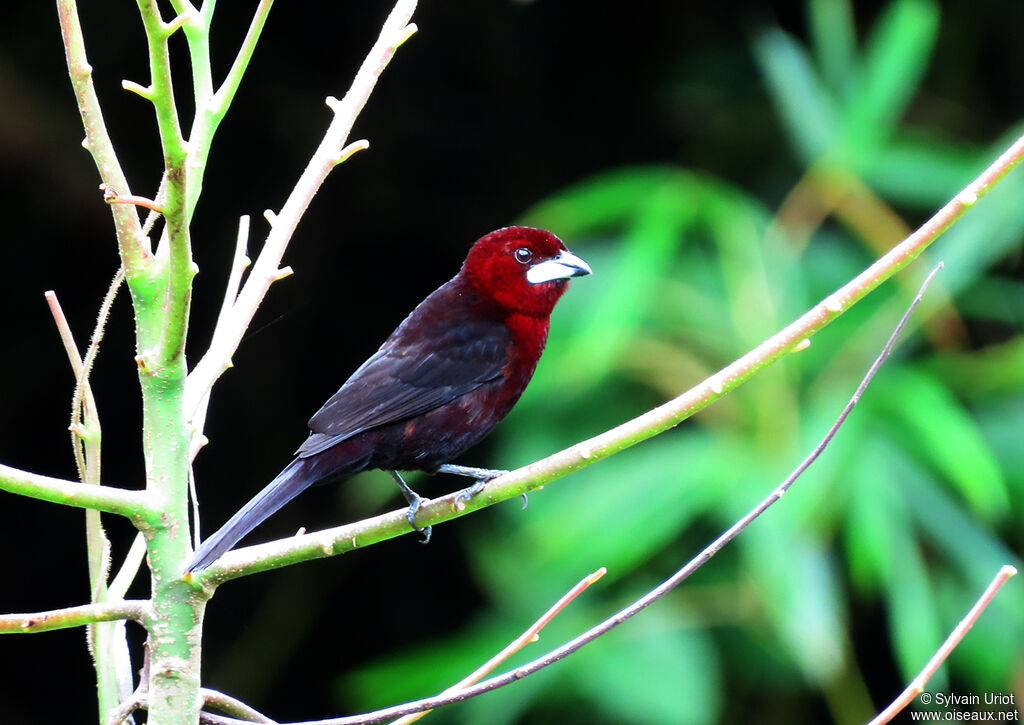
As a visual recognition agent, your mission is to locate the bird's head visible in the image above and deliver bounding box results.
[462,226,592,317]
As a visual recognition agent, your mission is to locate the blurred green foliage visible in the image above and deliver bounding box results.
[340,1,1023,722]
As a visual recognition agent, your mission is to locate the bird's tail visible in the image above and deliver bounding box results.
[187,457,317,572]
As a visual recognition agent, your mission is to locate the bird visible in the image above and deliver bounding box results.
[187,226,591,571]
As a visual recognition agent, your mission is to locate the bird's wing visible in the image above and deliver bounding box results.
[295,312,511,458]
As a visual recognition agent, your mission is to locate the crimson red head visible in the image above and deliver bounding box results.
[462,226,591,317]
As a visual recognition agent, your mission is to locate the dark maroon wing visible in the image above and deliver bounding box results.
[295,287,511,458]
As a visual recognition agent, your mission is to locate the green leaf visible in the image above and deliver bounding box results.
[473,432,722,610]
[809,0,857,94]
[864,132,981,206]
[753,28,839,162]
[738,510,846,683]
[568,606,720,725]
[553,173,699,388]
[871,367,1010,519]
[840,0,939,155]
[520,165,679,237]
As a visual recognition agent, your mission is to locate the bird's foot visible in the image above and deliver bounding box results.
[389,471,432,543]
[436,465,509,511]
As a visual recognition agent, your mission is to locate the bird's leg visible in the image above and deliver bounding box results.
[436,464,510,509]
[389,471,431,543]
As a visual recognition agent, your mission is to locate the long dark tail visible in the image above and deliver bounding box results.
[188,457,316,572]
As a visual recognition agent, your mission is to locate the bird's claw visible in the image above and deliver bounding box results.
[403,494,432,543]
[453,480,486,511]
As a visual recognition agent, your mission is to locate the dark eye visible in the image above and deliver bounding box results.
[514,247,533,264]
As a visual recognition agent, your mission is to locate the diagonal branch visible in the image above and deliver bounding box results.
[212,0,275,118]
[867,565,1019,725]
[392,567,606,725]
[201,258,946,725]
[0,601,146,635]
[192,130,1024,586]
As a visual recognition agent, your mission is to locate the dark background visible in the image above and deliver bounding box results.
[1,2,1022,723]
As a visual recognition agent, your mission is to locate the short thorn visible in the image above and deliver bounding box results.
[957,189,978,206]
[263,209,277,225]
[69,422,88,438]
[121,80,154,99]
[100,184,164,213]
[163,11,193,36]
[333,139,370,166]
[325,96,342,113]
[793,338,811,352]
[395,23,418,49]
[273,266,294,281]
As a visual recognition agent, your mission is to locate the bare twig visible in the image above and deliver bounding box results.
[866,565,1019,725]
[201,688,278,724]
[107,689,146,725]
[392,567,606,724]
[212,0,275,117]
[56,0,151,273]
[71,268,125,476]
[44,290,100,481]
[0,601,146,634]
[183,0,418,423]
[109,533,149,601]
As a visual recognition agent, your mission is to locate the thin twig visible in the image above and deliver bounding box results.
[866,565,1018,725]
[71,267,125,478]
[392,567,606,724]
[108,533,149,600]
[201,688,278,724]
[0,601,146,634]
[107,689,146,725]
[212,0,275,117]
[183,0,418,422]
[44,290,99,481]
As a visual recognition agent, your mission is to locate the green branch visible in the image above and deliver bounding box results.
[56,0,150,276]
[193,127,1024,586]
[0,463,152,524]
[134,0,193,367]
[0,601,146,635]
